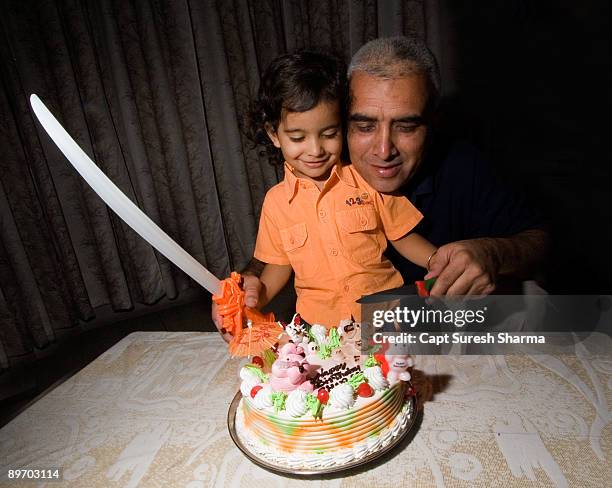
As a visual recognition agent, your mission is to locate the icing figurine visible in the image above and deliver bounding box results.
[304,342,320,365]
[284,313,309,346]
[338,321,362,365]
[385,354,413,382]
[270,343,312,392]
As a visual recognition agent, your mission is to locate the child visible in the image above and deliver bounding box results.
[250,51,436,327]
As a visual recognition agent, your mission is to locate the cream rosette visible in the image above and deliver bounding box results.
[286,389,309,417]
[252,385,273,409]
[363,365,389,391]
[329,383,355,410]
[239,367,262,397]
[309,324,328,345]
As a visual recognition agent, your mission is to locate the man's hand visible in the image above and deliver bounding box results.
[424,230,549,296]
[425,239,497,296]
[212,274,263,343]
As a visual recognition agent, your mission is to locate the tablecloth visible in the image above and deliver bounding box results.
[1,331,610,487]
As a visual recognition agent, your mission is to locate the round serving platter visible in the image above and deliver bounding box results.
[227,389,418,476]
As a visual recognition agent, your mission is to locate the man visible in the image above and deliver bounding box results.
[214,36,547,338]
[346,36,548,296]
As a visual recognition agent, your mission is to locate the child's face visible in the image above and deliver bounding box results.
[267,101,342,187]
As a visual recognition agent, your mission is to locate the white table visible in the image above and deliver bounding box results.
[1,331,610,487]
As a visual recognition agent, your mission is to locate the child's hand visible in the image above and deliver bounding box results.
[211,274,262,342]
[211,301,232,343]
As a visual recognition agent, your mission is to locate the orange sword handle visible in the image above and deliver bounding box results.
[212,272,280,356]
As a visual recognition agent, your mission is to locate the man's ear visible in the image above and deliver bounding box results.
[265,123,281,148]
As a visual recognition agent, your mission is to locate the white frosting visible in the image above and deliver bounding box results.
[253,385,273,409]
[285,389,309,417]
[239,367,262,397]
[235,394,414,469]
[310,324,328,345]
[364,365,389,391]
[240,379,260,398]
[240,366,262,383]
[329,383,355,410]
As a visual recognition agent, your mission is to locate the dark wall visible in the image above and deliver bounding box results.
[438,0,611,292]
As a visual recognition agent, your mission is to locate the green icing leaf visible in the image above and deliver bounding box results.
[305,393,323,419]
[303,322,312,337]
[262,349,276,369]
[348,372,366,389]
[328,328,341,349]
[271,391,287,413]
[364,354,379,368]
[317,343,332,359]
[244,364,268,382]
[307,327,317,343]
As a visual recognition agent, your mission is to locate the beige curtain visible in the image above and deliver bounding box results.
[0,0,433,375]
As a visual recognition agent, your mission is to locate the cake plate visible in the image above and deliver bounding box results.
[227,389,418,476]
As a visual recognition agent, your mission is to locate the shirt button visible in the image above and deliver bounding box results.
[318,210,326,218]
[289,237,295,244]
[344,284,350,292]
[330,249,338,256]
[360,218,367,227]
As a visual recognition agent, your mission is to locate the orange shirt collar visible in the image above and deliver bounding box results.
[282,162,357,202]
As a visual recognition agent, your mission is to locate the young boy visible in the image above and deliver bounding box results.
[248,51,436,327]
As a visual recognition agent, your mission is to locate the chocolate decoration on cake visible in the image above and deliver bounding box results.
[311,363,362,390]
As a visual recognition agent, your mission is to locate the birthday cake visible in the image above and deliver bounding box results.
[234,314,415,469]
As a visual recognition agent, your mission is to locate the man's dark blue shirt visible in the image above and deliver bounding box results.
[386,134,543,283]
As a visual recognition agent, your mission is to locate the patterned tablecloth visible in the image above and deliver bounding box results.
[0,331,610,487]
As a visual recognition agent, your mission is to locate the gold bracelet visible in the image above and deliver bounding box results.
[427,249,438,271]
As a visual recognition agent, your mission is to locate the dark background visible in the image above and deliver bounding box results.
[435,0,611,294]
[0,0,611,413]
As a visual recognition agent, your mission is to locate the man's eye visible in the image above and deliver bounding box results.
[353,123,374,133]
[396,125,418,133]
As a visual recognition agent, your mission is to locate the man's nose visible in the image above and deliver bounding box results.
[373,126,396,160]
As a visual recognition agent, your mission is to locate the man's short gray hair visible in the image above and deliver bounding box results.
[348,36,441,105]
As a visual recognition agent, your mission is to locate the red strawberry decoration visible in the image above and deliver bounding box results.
[252,356,264,368]
[317,388,329,405]
[250,385,263,398]
[357,383,374,397]
[405,385,416,398]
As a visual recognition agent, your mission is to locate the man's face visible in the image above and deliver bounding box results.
[348,72,430,193]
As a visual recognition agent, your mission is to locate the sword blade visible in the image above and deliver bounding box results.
[30,94,221,296]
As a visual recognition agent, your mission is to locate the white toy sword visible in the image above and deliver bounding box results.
[30,94,221,296]
[30,94,278,355]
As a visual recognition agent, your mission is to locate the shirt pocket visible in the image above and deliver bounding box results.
[336,206,382,263]
[280,222,318,279]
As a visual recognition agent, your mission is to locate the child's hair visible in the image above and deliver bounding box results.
[249,50,347,165]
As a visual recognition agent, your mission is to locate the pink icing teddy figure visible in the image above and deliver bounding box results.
[385,354,413,382]
[270,343,313,392]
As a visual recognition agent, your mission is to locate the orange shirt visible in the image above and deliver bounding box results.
[254,163,422,327]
